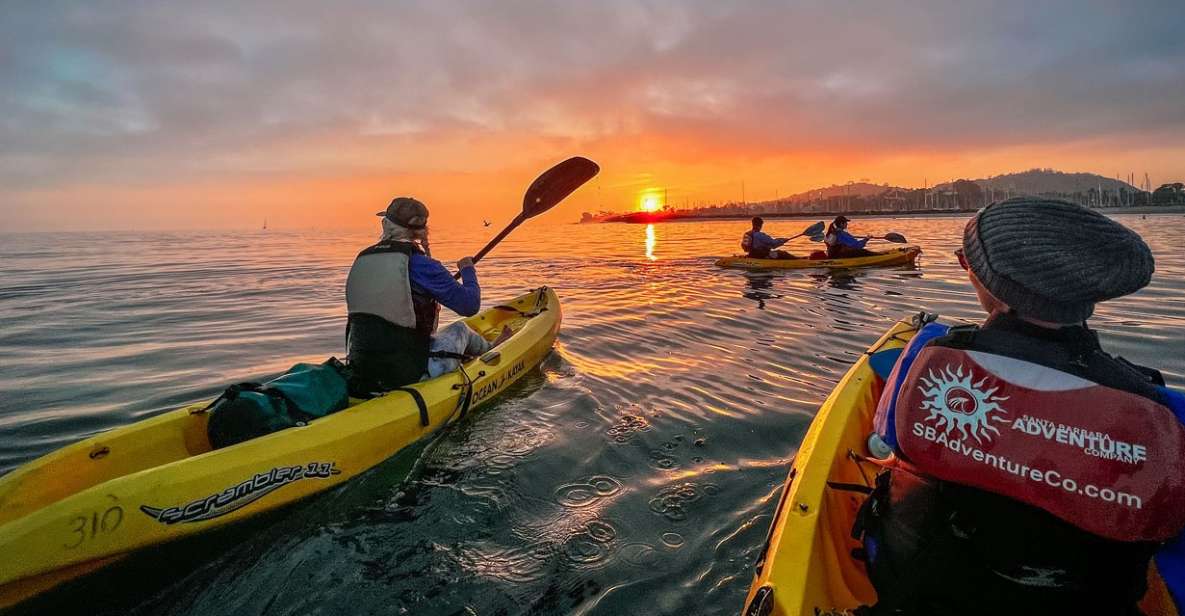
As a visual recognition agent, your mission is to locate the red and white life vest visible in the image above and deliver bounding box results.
[894,345,1185,542]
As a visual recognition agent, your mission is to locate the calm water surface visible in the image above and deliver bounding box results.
[1,215,1183,615]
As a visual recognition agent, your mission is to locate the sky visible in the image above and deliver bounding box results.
[2,1,1184,231]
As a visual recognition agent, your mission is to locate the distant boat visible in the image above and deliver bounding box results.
[262,218,268,230]
[483,219,491,227]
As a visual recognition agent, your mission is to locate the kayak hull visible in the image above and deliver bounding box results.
[0,287,561,608]
[742,314,1179,616]
[716,247,920,271]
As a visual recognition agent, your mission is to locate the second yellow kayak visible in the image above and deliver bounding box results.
[716,247,920,271]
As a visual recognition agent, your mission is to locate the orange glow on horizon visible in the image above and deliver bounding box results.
[6,132,1184,232]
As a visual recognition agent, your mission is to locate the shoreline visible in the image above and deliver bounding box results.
[583,204,1185,224]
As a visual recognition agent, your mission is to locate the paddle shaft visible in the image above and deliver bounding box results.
[453,213,525,278]
[808,234,907,243]
[781,221,826,243]
[867,234,907,243]
[472,213,526,264]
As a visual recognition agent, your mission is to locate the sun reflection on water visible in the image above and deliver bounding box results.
[645,224,656,261]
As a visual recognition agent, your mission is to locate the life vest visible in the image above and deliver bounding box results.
[741,230,754,253]
[344,240,439,391]
[824,229,845,258]
[880,321,1185,543]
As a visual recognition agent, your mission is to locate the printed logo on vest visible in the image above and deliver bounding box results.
[898,347,1185,542]
[917,364,1010,444]
[1009,415,1148,465]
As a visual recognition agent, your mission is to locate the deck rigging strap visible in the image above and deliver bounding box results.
[454,362,475,420]
[395,387,430,427]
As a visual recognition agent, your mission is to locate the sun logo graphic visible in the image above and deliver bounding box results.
[917,364,1010,444]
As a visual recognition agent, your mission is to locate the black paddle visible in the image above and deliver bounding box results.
[809,231,908,243]
[455,156,600,278]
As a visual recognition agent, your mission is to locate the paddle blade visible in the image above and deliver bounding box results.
[882,232,907,243]
[803,221,825,237]
[522,156,600,218]
[808,233,825,242]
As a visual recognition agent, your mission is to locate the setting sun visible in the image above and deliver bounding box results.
[639,194,660,212]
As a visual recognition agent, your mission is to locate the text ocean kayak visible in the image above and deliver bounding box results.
[716,247,920,271]
[0,287,561,608]
[741,313,1179,616]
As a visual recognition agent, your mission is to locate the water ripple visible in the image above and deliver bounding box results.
[3,215,1182,616]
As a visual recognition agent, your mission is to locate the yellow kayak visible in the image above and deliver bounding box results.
[716,247,920,271]
[741,314,1178,616]
[0,287,561,608]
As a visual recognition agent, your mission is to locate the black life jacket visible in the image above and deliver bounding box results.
[743,230,773,258]
[344,240,439,392]
[861,315,1185,613]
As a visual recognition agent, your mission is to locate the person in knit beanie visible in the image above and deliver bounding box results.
[859,197,1185,616]
[958,197,1154,324]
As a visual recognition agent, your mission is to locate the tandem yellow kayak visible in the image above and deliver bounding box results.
[740,314,1179,616]
[0,287,561,608]
[716,247,921,271]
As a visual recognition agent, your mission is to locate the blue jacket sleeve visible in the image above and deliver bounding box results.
[838,230,869,248]
[408,255,481,317]
[1155,387,1185,612]
[752,231,788,251]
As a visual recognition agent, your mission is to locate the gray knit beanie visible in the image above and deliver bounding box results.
[962,198,1154,323]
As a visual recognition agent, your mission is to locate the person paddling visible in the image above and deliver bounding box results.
[856,198,1185,615]
[345,197,504,395]
[824,215,875,258]
[742,216,799,259]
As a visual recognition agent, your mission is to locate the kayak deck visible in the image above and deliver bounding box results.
[0,287,561,608]
[742,314,1179,616]
[716,246,920,271]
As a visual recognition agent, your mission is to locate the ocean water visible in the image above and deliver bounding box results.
[1,214,1183,615]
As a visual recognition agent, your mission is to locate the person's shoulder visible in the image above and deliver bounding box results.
[1105,354,1166,387]
[408,252,439,265]
[409,253,448,274]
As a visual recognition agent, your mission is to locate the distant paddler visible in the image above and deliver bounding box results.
[741,217,824,260]
[823,215,877,258]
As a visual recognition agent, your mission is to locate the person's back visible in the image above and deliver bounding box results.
[858,198,1185,615]
[743,216,796,259]
[346,197,487,394]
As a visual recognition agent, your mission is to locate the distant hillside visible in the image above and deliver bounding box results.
[784,181,901,202]
[582,167,1170,224]
[939,169,1136,196]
